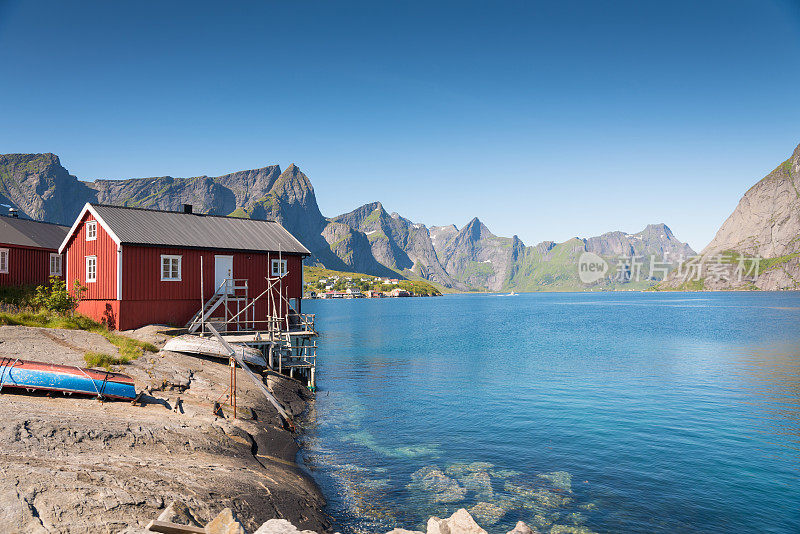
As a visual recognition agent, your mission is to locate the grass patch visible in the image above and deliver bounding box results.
[104,331,157,360]
[0,310,157,368]
[676,278,705,291]
[228,207,250,218]
[84,351,130,370]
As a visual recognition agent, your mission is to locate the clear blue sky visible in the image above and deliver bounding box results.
[1,0,799,251]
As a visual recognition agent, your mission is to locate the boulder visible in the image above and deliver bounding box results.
[157,500,203,527]
[205,508,246,534]
[506,521,537,534]
[254,518,320,534]
[426,509,487,534]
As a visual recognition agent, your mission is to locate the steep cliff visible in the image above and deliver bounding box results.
[659,143,800,290]
[331,202,461,288]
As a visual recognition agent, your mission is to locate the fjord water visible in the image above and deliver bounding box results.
[300,293,800,534]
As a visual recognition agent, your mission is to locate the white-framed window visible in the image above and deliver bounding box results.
[161,254,182,281]
[49,253,62,276]
[86,221,97,241]
[0,248,8,274]
[271,259,287,277]
[86,255,97,282]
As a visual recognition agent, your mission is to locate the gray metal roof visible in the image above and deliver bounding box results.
[92,204,310,255]
[0,215,69,250]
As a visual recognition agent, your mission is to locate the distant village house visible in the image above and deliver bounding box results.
[0,212,68,286]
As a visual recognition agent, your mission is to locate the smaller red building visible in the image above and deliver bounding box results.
[59,203,311,330]
[0,214,68,287]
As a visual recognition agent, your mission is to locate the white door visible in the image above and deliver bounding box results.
[214,255,234,294]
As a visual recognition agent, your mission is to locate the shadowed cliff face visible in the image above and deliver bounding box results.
[659,142,800,291]
[3,152,698,291]
[0,153,97,224]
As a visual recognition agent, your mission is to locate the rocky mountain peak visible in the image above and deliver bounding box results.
[639,223,673,236]
[461,217,492,240]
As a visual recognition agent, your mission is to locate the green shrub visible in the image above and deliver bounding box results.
[31,278,86,315]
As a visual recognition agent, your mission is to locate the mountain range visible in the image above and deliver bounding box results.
[1,151,704,292]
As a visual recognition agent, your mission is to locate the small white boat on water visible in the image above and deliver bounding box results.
[163,335,267,367]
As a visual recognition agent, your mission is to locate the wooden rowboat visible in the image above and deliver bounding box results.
[0,358,137,400]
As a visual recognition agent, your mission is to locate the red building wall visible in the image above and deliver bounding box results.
[0,243,64,286]
[65,211,118,300]
[64,211,119,326]
[63,209,305,331]
[118,245,303,330]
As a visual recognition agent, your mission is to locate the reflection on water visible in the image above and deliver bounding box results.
[300,292,800,534]
[731,342,800,461]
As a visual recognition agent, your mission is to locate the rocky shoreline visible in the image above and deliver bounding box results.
[0,324,600,534]
[0,325,331,533]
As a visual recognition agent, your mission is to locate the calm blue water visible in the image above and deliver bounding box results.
[299,292,800,534]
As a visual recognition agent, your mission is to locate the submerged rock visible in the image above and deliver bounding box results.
[426,508,487,534]
[409,467,467,503]
[461,471,494,498]
[412,466,443,480]
[566,512,586,525]
[530,489,573,509]
[537,471,572,493]
[549,525,598,534]
[490,469,523,479]
[490,496,520,516]
[467,502,506,525]
[445,463,471,478]
[530,513,553,531]
[445,462,495,478]
[503,481,572,511]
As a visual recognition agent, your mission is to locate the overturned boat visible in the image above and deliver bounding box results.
[163,334,267,367]
[0,358,137,400]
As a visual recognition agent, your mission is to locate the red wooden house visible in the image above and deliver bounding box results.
[58,203,311,330]
[0,214,68,286]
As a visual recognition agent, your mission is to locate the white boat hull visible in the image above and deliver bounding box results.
[163,335,267,367]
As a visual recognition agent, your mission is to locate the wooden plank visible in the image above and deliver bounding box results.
[145,519,205,533]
